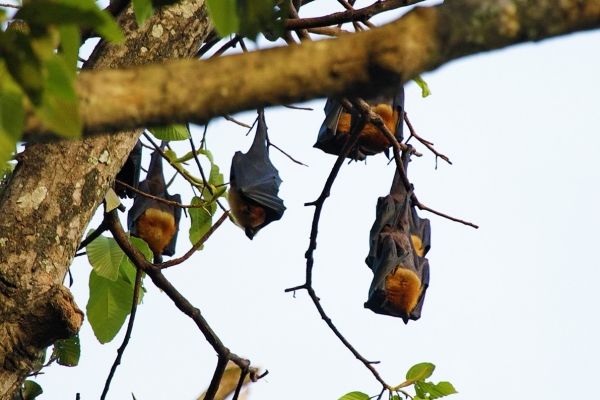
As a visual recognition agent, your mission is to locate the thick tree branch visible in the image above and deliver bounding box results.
[23,0,600,138]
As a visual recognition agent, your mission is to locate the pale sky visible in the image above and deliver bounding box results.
[28,1,600,399]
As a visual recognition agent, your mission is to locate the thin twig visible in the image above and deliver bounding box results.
[289,1,311,41]
[285,112,390,389]
[211,36,241,58]
[142,132,209,190]
[232,367,249,400]
[283,104,313,111]
[159,211,229,269]
[307,26,346,36]
[268,142,308,167]
[0,3,19,8]
[285,0,423,30]
[338,0,377,29]
[114,180,203,209]
[195,30,221,58]
[105,211,255,400]
[404,112,452,165]
[223,115,252,128]
[415,202,479,228]
[77,220,107,250]
[358,104,477,229]
[100,265,144,400]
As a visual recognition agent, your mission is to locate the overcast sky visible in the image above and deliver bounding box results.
[26,1,600,399]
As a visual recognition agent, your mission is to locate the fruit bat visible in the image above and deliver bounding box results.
[115,139,142,199]
[229,109,286,239]
[128,142,182,263]
[364,145,431,323]
[314,86,405,160]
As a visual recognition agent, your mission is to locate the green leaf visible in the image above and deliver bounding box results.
[0,64,24,168]
[0,30,45,105]
[57,24,81,75]
[238,0,288,41]
[148,124,190,141]
[338,392,369,400]
[20,380,43,400]
[132,0,155,27]
[118,250,145,304]
[414,381,458,399]
[37,55,82,138]
[205,149,224,187]
[87,269,135,343]
[189,195,216,248]
[412,76,431,98]
[51,334,81,366]
[406,362,435,381]
[206,0,239,37]
[86,233,125,281]
[130,236,153,263]
[15,0,124,42]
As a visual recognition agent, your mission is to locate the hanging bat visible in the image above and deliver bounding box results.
[314,86,405,160]
[229,109,286,239]
[115,139,142,199]
[364,145,431,323]
[128,142,182,263]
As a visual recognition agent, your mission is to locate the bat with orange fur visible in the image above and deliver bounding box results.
[128,142,181,263]
[229,109,286,239]
[364,145,431,323]
[314,86,405,160]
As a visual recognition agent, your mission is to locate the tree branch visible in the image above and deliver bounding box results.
[105,211,255,400]
[24,0,600,139]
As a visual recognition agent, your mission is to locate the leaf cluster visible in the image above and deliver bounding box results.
[0,0,123,168]
[340,363,457,400]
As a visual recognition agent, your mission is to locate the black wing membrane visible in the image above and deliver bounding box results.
[115,139,142,199]
[128,142,181,262]
[229,109,285,239]
[314,86,405,160]
[364,145,431,323]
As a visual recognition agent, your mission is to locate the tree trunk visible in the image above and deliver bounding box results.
[0,1,212,397]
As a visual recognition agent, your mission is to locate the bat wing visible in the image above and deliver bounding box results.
[128,180,155,233]
[365,195,396,271]
[364,232,412,320]
[162,193,181,256]
[230,110,286,223]
[409,207,431,257]
[314,86,405,160]
[128,144,181,261]
[115,139,142,199]
[364,145,430,323]
[314,98,347,156]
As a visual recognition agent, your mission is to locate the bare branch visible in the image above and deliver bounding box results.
[286,0,422,30]
[105,211,255,400]
[404,112,452,165]
[100,264,143,400]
